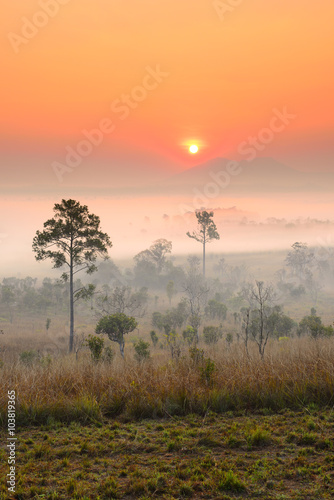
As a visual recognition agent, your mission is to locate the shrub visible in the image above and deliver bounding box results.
[150,330,159,346]
[200,358,216,386]
[226,333,233,344]
[134,339,150,362]
[297,312,334,339]
[103,346,115,363]
[183,326,197,345]
[40,355,52,367]
[189,346,204,365]
[205,298,227,320]
[20,350,39,366]
[85,335,104,363]
[203,326,222,345]
[165,330,182,359]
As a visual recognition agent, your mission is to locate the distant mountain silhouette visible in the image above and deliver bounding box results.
[163,157,334,195]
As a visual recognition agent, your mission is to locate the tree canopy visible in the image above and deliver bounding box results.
[32,199,112,352]
[95,312,138,358]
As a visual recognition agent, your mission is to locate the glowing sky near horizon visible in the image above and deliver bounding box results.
[1,0,334,173]
[2,0,334,272]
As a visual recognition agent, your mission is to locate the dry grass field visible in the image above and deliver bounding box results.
[1,337,334,427]
[1,337,334,499]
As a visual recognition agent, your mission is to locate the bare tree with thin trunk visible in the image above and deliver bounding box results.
[182,256,209,342]
[242,281,276,359]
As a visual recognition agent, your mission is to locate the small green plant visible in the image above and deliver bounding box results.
[165,330,181,359]
[246,428,271,448]
[307,419,316,431]
[226,333,233,344]
[298,432,317,446]
[167,439,181,451]
[33,443,50,458]
[66,478,77,495]
[103,346,115,363]
[179,482,193,497]
[218,470,246,492]
[200,358,216,386]
[98,477,119,498]
[134,339,150,362]
[183,326,197,345]
[189,346,204,364]
[19,350,39,366]
[46,318,51,331]
[61,457,69,467]
[85,334,104,362]
[40,354,52,367]
[226,435,243,449]
[150,330,159,346]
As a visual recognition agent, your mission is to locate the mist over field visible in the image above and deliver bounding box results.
[1,155,334,274]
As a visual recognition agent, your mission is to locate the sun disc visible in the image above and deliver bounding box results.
[189,144,199,154]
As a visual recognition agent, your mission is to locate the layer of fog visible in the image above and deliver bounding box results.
[1,192,334,277]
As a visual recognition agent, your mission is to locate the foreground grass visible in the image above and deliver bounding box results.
[1,339,334,428]
[0,409,333,499]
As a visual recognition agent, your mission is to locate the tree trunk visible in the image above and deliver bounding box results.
[119,339,125,358]
[69,255,74,353]
[203,229,206,277]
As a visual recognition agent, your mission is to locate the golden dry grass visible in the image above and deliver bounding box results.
[1,337,334,427]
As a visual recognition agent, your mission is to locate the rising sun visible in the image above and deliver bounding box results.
[189,144,199,154]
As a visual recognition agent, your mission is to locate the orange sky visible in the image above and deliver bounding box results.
[1,1,334,271]
[1,0,334,171]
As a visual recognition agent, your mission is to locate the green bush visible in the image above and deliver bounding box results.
[134,339,150,362]
[85,335,104,363]
[189,346,204,364]
[103,346,115,363]
[205,298,227,320]
[40,355,52,367]
[297,312,334,339]
[200,358,216,386]
[182,326,197,345]
[226,333,233,344]
[150,330,159,346]
[20,350,39,366]
[203,326,222,345]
